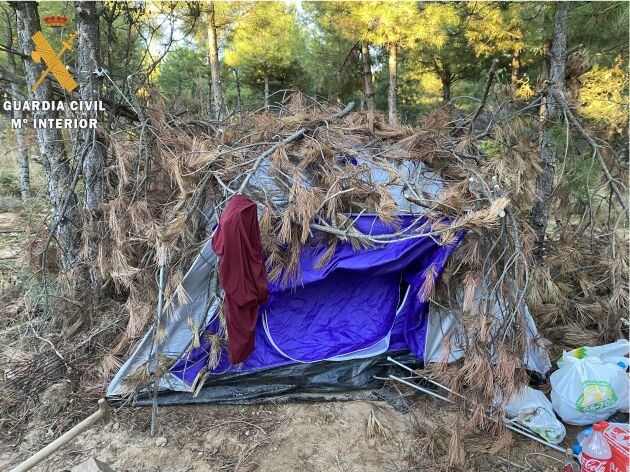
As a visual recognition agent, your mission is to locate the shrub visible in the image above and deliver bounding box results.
[0,195,22,213]
[0,170,21,198]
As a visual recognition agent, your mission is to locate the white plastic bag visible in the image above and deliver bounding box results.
[506,386,566,444]
[558,339,630,368]
[551,353,629,426]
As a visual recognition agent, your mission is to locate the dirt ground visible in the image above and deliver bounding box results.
[0,395,569,472]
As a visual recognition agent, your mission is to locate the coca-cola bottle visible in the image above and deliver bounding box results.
[580,423,612,472]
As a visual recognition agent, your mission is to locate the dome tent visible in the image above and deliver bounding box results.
[106,117,550,405]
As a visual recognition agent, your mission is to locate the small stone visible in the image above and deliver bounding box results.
[71,457,115,472]
[244,430,250,436]
[39,382,72,418]
[155,437,168,447]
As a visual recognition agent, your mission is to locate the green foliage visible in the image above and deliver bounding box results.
[578,58,629,135]
[479,139,503,158]
[224,2,309,100]
[568,2,629,62]
[404,2,489,100]
[549,123,569,152]
[466,4,547,57]
[157,46,209,109]
[564,152,603,201]
[349,1,422,48]
[302,2,362,102]
[2,0,628,129]
[112,0,629,127]
[0,169,20,197]
[396,68,443,117]
[0,195,22,212]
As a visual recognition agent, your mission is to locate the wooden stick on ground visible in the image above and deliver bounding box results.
[9,399,111,472]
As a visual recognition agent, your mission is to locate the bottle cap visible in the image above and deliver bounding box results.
[572,443,582,455]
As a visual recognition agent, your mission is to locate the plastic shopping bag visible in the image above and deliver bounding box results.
[559,340,630,370]
[505,386,566,443]
[551,355,629,426]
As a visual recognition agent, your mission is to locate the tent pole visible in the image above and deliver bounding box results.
[387,372,571,457]
[9,399,110,472]
[150,264,166,438]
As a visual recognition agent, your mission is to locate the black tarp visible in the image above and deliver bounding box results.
[111,352,421,407]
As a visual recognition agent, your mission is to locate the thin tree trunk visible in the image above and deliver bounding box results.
[531,3,569,262]
[76,0,106,294]
[2,8,30,200]
[360,42,375,114]
[441,72,452,103]
[234,68,242,115]
[263,69,270,112]
[11,1,86,289]
[15,112,30,201]
[207,2,223,121]
[388,43,398,126]
[198,15,212,119]
[511,50,521,84]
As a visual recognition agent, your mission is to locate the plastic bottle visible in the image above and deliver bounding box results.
[563,447,580,472]
[577,426,593,445]
[580,423,612,472]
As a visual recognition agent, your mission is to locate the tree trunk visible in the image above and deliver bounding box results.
[511,50,521,84]
[234,68,242,115]
[2,8,30,200]
[441,71,452,103]
[263,69,270,112]
[360,42,375,115]
[76,0,106,293]
[15,112,30,201]
[12,1,86,288]
[207,2,223,121]
[198,15,212,119]
[387,43,398,126]
[531,3,569,262]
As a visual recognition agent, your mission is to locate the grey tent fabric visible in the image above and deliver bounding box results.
[107,241,220,397]
[424,286,552,374]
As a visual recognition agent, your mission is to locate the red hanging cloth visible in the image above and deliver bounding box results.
[211,194,269,364]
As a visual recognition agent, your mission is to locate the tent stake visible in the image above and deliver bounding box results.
[9,399,110,472]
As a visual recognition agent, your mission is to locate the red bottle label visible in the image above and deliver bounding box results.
[581,453,610,472]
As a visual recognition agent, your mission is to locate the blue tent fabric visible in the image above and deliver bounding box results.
[169,215,463,388]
